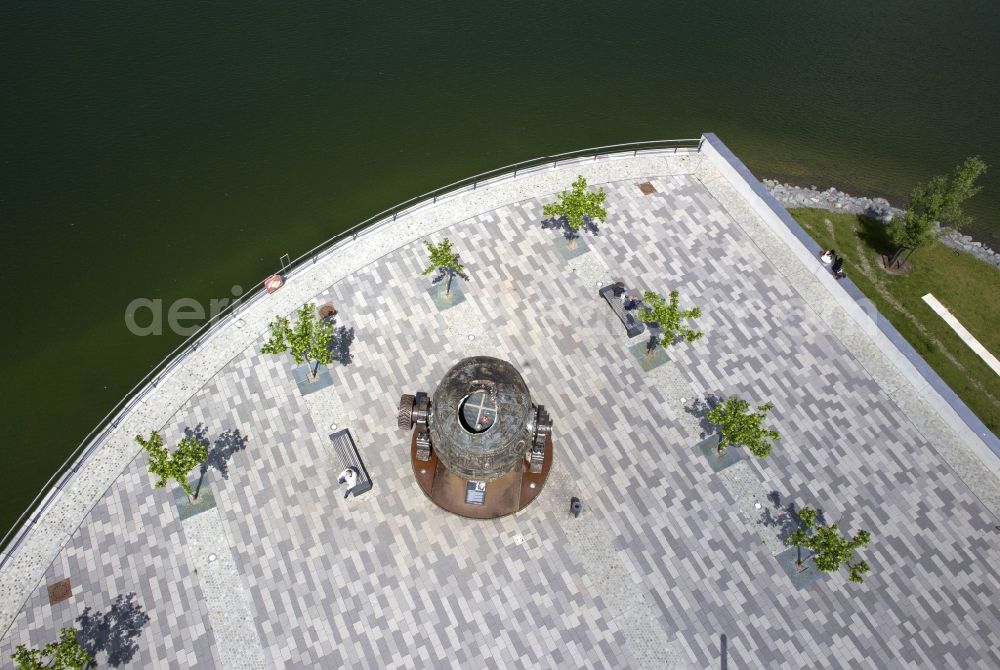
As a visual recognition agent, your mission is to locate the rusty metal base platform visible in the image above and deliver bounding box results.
[411,433,552,519]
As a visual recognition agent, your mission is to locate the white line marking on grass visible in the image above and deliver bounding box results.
[922,293,1000,377]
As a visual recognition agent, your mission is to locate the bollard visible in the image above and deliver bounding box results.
[570,497,582,518]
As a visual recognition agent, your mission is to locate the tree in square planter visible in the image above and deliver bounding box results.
[262,303,336,382]
[637,290,702,357]
[136,431,209,504]
[542,175,607,250]
[12,627,92,670]
[785,507,872,584]
[421,237,468,301]
[705,396,780,461]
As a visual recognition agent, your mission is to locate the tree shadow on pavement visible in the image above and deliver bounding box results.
[759,491,828,544]
[76,592,150,667]
[203,429,249,480]
[541,215,600,241]
[329,325,356,366]
[182,424,210,448]
[684,393,722,438]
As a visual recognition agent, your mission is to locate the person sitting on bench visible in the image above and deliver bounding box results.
[338,467,360,499]
[831,256,846,279]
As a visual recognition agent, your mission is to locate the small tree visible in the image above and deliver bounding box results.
[421,238,466,296]
[262,303,335,379]
[786,507,871,584]
[706,396,779,459]
[12,627,92,670]
[637,290,702,354]
[542,175,607,243]
[136,431,208,504]
[886,156,988,268]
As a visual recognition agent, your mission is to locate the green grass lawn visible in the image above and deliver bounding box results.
[790,208,1000,435]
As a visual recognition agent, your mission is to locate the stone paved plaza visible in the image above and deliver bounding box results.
[2,144,999,668]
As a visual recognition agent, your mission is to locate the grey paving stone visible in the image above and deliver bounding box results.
[2,162,999,669]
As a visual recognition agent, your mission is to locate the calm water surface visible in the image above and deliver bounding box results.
[2,0,998,535]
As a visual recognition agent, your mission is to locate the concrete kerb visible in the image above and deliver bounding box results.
[0,151,702,636]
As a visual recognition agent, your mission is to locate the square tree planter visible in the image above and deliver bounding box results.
[774,546,828,590]
[697,433,744,472]
[427,281,466,311]
[291,364,334,396]
[172,477,216,520]
[553,236,590,260]
[630,341,670,372]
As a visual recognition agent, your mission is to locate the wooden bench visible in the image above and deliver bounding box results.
[599,284,646,338]
[327,429,373,497]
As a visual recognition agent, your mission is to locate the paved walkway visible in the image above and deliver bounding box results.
[1,149,999,668]
[922,293,1000,376]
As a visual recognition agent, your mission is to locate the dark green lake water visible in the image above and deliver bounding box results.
[2,1,998,537]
